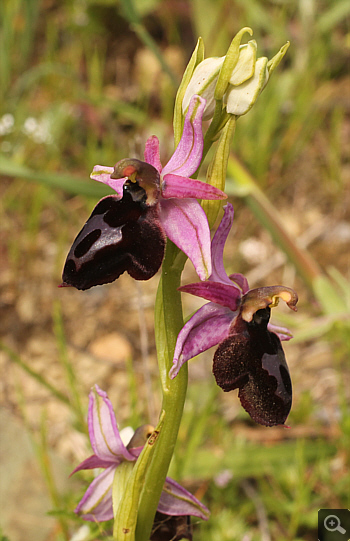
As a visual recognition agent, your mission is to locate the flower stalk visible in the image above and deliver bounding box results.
[135,241,188,541]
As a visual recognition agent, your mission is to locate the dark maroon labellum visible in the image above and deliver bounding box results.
[61,183,166,290]
[151,512,192,541]
[213,307,292,427]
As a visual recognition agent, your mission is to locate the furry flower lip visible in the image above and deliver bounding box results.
[170,203,298,427]
[61,180,166,290]
[61,95,226,290]
[72,385,210,523]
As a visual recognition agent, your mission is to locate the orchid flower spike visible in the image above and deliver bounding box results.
[72,385,210,523]
[61,95,226,290]
[171,203,298,427]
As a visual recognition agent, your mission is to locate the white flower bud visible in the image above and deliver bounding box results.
[181,30,289,121]
[229,41,257,86]
[182,57,224,120]
[224,56,269,116]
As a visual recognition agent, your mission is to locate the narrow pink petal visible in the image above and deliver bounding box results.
[228,273,250,294]
[268,323,293,342]
[90,165,126,198]
[128,446,143,459]
[170,303,233,379]
[210,203,235,285]
[162,95,206,177]
[179,281,241,311]
[71,454,116,476]
[144,135,163,174]
[75,465,115,522]
[159,198,211,280]
[158,477,210,520]
[161,173,227,200]
[88,385,135,462]
[91,165,114,177]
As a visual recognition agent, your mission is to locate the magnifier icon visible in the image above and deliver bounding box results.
[324,515,346,534]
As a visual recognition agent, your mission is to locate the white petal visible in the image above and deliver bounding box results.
[224,56,269,116]
[182,57,224,120]
[229,41,257,86]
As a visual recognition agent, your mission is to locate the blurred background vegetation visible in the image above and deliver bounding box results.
[0,0,349,540]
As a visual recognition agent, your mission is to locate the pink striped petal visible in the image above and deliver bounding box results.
[161,173,227,200]
[158,477,210,520]
[228,273,250,294]
[144,135,163,174]
[75,465,115,522]
[127,446,143,459]
[90,165,126,198]
[159,198,211,280]
[88,385,135,462]
[179,281,241,311]
[162,95,206,177]
[90,165,114,178]
[210,203,236,285]
[170,303,233,378]
[268,323,293,341]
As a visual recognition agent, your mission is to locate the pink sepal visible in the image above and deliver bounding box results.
[71,454,116,476]
[160,198,212,281]
[144,135,163,174]
[88,385,135,462]
[170,303,233,378]
[229,273,250,294]
[90,165,126,198]
[75,465,115,522]
[158,477,210,520]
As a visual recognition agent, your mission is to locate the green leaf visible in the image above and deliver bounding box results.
[316,0,350,33]
[0,157,110,199]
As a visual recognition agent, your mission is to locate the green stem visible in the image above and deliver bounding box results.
[202,115,236,228]
[201,101,226,167]
[135,241,188,541]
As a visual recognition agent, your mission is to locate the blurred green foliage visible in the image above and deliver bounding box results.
[1,0,349,539]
